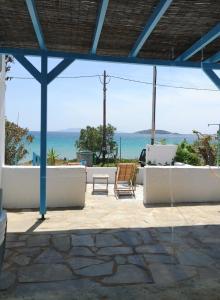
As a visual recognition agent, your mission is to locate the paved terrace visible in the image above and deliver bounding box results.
[1,185,220,299]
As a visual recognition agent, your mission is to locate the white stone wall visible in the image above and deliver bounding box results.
[143,166,220,204]
[2,166,86,209]
[0,55,5,189]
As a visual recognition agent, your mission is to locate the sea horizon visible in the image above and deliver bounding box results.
[22,131,197,162]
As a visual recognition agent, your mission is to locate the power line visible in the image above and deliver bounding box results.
[7,74,219,92]
[110,75,219,92]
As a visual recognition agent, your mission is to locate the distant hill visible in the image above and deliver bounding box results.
[60,128,81,133]
[135,129,180,135]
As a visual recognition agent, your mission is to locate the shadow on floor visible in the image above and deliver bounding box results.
[1,224,220,299]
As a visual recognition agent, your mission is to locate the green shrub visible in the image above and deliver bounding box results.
[175,140,201,166]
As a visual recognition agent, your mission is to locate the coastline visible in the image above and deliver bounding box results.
[22,131,196,163]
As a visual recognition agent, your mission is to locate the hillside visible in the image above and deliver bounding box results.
[135,129,180,135]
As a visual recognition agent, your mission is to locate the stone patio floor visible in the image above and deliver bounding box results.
[1,184,220,299]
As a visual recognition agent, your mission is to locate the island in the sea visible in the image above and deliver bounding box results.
[135,129,180,135]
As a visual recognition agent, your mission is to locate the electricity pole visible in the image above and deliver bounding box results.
[151,66,157,145]
[99,71,110,164]
[102,70,107,164]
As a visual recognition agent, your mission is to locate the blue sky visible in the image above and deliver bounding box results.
[5,57,220,134]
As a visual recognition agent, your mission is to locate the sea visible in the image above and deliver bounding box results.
[24,131,196,162]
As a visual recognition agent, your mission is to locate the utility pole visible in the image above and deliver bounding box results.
[99,70,110,165]
[102,70,107,164]
[208,123,220,166]
[151,66,157,145]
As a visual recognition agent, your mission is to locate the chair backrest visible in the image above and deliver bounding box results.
[116,163,136,182]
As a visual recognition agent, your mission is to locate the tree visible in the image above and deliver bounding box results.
[75,124,117,157]
[5,120,34,165]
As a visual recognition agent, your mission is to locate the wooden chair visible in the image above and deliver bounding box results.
[114,163,136,198]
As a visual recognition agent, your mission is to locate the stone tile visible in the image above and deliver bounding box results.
[74,261,114,276]
[12,254,31,266]
[114,231,143,246]
[18,264,74,283]
[176,249,215,267]
[18,234,29,241]
[4,249,13,259]
[16,247,42,258]
[149,263,197,286]
[202,244,220,260]
[11,279,101,300]
[27,235,50,247]
[6,241,26,248]
[138,229,154,244]
[115,255,127,264]
[2,262,11,271]
[127,255,147,268]
[68,257,105,270]
[102,265,153,284]
[197,266,220,281]
[71,234,94,247]
[136,244,170,255]
[0,271,16,290]
[68,246,95,257]
[6,234,19,242]
[52,235,71,252]
[97,247,133,256]
[144,254,176,264]
[34,248,64,264]
[96,233,122,247]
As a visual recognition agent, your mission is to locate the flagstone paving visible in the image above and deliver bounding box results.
[1,184,220,299]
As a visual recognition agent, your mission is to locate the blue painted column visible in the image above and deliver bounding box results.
[40,53,48,219]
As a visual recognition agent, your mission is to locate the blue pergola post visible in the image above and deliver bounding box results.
[40,53,48,219]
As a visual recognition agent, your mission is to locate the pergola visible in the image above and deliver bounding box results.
[0,0,220,219]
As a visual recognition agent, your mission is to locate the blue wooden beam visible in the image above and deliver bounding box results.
[129,0,173,57]
[25,0,46,50]
[2,47,220,70]
[14,55,41,83]
[91,0,109,54]
[203,66,220,90]
[47,58,75,84]
[205,51,220,63]
[176,23,220,62]
[40,53,48,219]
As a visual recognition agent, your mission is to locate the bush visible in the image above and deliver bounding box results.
[175,140,201,166]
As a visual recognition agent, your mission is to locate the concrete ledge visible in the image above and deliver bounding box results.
[143,166,220,204]
[2,166,86,209]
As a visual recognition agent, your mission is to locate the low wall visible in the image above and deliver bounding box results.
[86,167,144,184]
[143,166,220,204]
[2,166,86,209]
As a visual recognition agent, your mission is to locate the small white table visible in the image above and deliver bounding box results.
[92,174,109,193]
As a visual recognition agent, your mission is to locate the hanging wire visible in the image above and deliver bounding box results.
[7,73,219,92]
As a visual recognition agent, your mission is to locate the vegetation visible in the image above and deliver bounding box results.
[175,140,202,166]
[75,124,118,160]
[47,148,59,166]
[5,120,34,165]
[175,132,217,166]
[193,130,217,165]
